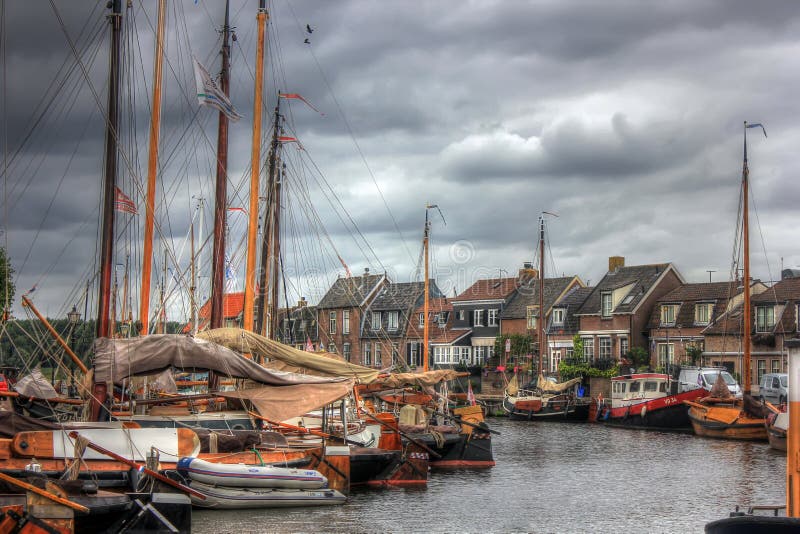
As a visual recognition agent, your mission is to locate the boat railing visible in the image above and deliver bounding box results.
[732,504,785,517]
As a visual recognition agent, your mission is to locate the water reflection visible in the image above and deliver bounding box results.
[194,419,785,533]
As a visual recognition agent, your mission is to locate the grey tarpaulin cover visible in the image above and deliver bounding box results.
[14,368,59,399]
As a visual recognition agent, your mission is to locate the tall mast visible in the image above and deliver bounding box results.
[139,0,167,335]
[268,164,283,338]
[255,100,281,337]
[538,216,545,376]
[97,0,123,339]
[423,206,431,372]
[742,121,752,395]
[210,0,232,330]
[243,0,268,332]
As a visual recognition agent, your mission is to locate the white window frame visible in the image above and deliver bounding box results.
[418,312,424,328]
[599,337,612,360]
[657,343,674,369]
[343,310,350,334]
[343,343,351,362]
[363,343,371,366]
[695,303,712,325]
[756,306,775,332]
[526,306,537,329]
[328,343,336,353]
[601,292,612,317]
[458,310,465,321]
[372,311,381,330]
[387,311,399,331]
[620,337,629,358]
[488,309,498,327]
[583,337,594,361]
[552,308,565,326]
[374,343,382,367]
[473,309,484,327]
[660,304,677,326]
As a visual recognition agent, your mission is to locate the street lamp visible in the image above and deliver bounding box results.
[67,306,81,393]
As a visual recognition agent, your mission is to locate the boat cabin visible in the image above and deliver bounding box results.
[610,373,669,408]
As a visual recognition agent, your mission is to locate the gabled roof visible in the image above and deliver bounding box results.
[547,286,594,335]
[317,273,386,309]
[182,292,244,333]
[451,277,518,303]
[647,281,742,330]
[752,278,800,303]
[406,298,469,345]
[368,281,442,311]
[500,276,579,319]
[577,263,680,316]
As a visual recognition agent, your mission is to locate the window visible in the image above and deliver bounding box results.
[644,381,658,392]
[343,310,350,334]
[458,310,465,321]
[599,337,612,360]
[552,308,565,326]
[488,309,498,327]
[418,312,424,328]
[328,343,336,353]
[620,337,629,358]
[343,343,351,362]
[392,343,399,365]
[695,303,713,325]
[660,304,678,326]
[409,342,419,367]
[437,312,448,326]
[299,320,306,332]
[374,344,382,367]
[474,309,484,326]
[387,311,399,331]
[329,311,337,334]
[601,292,613,317]
[487,346,495,360]
[757,359,767,384]
[756,306,775,332]
[565,347,574,359]
[630,381,640,393]
[372,311,381,330]
[583,337,594,361]
[363,343,371,366]
[772,359,781,374]
[657,343,673,369]
[474,346,485,365]
[526,306,537,329]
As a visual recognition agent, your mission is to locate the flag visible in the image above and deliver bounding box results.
[746,122,767,137]
[278,136,298,143]
[305,337,314,352]
[467,381,476,406]
[279,92,324,116]
[193,57,242,122]
[224,254,238,292]
[227,207,247,214]
[114,187,137,214]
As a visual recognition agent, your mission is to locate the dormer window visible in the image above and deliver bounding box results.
[387,311,399,331]
[660,304,678,326]
[473,309,484,326]
[695,303,713,325]
[756,305,775,333]
[487,309,498,327]
[418,312,424,328]
[601,292,612,317]
[372,311,381,330]
[552,308,565,326]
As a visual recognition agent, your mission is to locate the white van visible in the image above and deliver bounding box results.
[678,367,743,398]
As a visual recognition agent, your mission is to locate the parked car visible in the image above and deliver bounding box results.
[759,373,788,405]
[678,366,742,398]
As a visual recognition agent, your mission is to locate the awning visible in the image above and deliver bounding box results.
[218,379,355,422]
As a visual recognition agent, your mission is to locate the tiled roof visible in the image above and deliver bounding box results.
[752,278,800,303]
[182,292,245,333]
[362,282,443,339]
[704,279,800,337]
[406,297,469,344]
[317,273,385,309]
[500,277,578,319]
[452,277,518,302]
[547,286,594,335]
[646,282,741,330]
[577,264,673,315]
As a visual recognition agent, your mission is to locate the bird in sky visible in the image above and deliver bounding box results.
[306,24,314,34]
[304,38,310,44]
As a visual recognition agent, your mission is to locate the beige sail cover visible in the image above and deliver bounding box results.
[197,328,379,384]
[218,379,355,422]
[93,334,348,387]
[537,375,582,393]
[506,374,519,396]
[373,370,466,388]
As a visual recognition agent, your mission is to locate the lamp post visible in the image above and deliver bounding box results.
[67,306,81,391]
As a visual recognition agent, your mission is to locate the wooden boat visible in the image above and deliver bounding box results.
[503,374,591,421]
[184,481,346,509]
[177,456,327,489]
[766,411,787,451]
[685,396,768,441]
[598,373,708,429]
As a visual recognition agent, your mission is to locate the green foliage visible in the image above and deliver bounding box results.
[685,345,702,366]
[0,247,15,315]
[625,346,650,371]
[572,334,584,361]
[494,333,533,358]
[559,361,621,381]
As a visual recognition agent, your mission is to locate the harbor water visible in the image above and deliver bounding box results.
[193,418,785,533]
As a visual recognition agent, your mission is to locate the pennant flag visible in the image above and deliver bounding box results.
[26,285,36,295]
[746,122,767,137]
[305,336,314,352]
[467,381,476,406]
[227,207,247,214]
[193,57,243,122]
[279,92,325,116]
[114,187,137,214]
[336,253,352,278]
[278,136,298,143]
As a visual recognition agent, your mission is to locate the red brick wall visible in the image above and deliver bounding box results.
[317,307,364,362]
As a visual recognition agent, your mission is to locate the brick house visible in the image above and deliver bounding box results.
[405,297,472,369]
[545,285,595,371]
[182,292,244,333]
[646,281,762,370]
[449,276,519,367]
[703,275,797,388]
[276,297,319,350]
[500,272,584,372]
[316,269,387,364]
[360,281,443,369]
[574,257,684,366]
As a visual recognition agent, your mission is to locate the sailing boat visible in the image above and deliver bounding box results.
[684,122,769,441]
[502,215,591,421]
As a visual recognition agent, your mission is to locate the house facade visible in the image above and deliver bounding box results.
[545,286,595,371]
[316,269,387,364]
[404,297,472,369]
[276,297,319,350]
[575,257,684,367]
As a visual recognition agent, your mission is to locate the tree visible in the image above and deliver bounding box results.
[685,345,702,366]
[494,333,533,360]
[572,334,584,361]
[0,247,15,318]
[625,347,650,371]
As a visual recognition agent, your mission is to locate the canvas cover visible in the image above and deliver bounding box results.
[93,335,348,387]
[197,328,379,384]
[537,375,582,393]
[14,368,59,399]
[372,370,466,389]
[218,379,355,422]
[506,374,519,396]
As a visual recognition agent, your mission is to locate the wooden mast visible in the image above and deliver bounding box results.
[139,0,166,335]
[243,0,268,332]
[538,216,544,376]
[423,206,431,372]
[742,121,752,395]
[255,100,281,337]
[268,164,283,338]
[210,0,232,331]
[91,0,123,421]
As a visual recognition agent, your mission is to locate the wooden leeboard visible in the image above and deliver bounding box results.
[12,428,199,462]
[704,407,741,425]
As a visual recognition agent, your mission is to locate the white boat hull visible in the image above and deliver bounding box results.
[178,457,327,489]
[187,481,346,509]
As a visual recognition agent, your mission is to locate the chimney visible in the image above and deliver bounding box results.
[518,263,539,283]
[608,256,625,273]
[297,297,307,308]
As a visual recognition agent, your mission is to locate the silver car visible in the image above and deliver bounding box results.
[759,373,788,405]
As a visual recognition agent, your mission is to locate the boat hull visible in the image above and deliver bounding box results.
[177,457,327,489]
[503,395,590,422]
[687,406,768,441]
[406,430,495,468]
[602,388,707,430]
[186,481,346,509]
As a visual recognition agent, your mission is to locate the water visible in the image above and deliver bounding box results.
[193,418,786,533]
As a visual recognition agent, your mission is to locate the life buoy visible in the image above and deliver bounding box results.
[640,405,647,419]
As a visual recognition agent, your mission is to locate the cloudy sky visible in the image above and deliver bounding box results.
[3,0,799,322]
